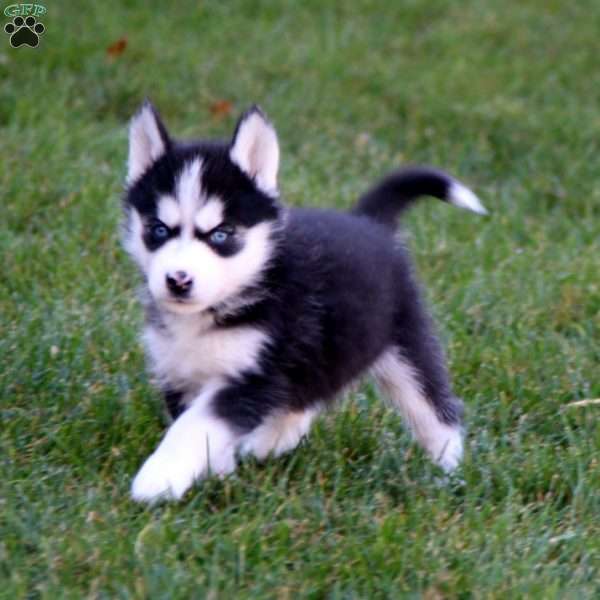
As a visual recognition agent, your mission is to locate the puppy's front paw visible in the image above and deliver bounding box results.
[131,449,198,503]
[131,409,238,503]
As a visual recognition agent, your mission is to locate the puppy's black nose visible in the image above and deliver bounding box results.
[166,271,193,296]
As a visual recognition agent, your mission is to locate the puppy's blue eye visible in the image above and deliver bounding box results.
[151,223,169,240]
[210,229,230,244]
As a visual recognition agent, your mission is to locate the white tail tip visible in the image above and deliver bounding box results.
[448,181,488,215]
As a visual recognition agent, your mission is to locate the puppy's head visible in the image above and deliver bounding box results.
[123,101,282,315]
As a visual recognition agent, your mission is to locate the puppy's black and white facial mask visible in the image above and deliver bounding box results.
[123,103,281,314]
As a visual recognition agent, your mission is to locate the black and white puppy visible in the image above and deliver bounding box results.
[122,101,486,503]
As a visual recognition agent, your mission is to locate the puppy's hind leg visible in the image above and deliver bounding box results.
[372,346,464,473]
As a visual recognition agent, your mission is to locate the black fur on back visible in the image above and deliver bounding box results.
[212,206,459,431]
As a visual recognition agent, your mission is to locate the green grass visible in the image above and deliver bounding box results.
[2,0,600,597]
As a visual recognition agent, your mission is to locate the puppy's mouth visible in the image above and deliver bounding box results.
[160,297,205,315]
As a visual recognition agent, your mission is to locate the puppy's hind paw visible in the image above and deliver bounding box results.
[434,430,464,474]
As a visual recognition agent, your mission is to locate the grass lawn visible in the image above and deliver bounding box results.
[2,0,600,597]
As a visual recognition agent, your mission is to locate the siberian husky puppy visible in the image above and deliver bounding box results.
[122,101,486,502]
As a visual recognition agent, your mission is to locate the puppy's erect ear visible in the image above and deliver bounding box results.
[127,100,170,184]
[230,106,280,195]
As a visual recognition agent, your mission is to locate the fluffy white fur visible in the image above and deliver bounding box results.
[157,195,181,229]
[230,110,280,196]
[143,317,270,389]
[127,103,167,184]
[176,159,203,228]
[371,349,463,472]
[194,197,224,232]
[157,193,225,233]
[122,209,149,271]
[448,181,488,215]
[131,381,237,502]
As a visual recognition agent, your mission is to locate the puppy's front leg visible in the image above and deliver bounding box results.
[131,383,238,503]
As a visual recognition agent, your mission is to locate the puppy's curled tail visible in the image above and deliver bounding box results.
[352,167,487,228]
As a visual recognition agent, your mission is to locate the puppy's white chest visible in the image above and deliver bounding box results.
[143,315,268,388]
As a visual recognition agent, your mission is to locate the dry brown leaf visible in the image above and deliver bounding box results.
[209,99,233,119]
[107,37,127,58]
